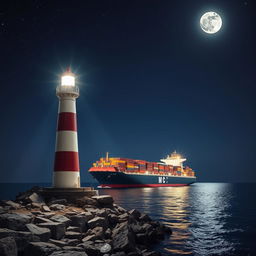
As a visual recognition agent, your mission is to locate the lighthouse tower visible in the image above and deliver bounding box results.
[53,68,80,188]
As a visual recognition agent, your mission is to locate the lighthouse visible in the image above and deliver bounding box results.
[53,68,80,188]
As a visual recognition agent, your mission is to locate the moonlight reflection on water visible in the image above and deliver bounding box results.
[101,183,256,256]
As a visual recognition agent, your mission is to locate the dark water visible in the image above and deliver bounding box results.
[1,183,256,256]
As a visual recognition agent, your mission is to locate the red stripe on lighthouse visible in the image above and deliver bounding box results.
[54,151,80,172]
[57,112,77,131]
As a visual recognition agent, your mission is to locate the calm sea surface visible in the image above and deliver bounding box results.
[0,182,255,256]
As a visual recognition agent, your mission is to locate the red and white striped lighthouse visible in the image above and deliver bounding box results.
[53,68,80,188]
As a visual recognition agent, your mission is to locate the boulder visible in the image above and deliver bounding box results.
[49,204,65,211]
[118,213,129,222]
[91,195,114,206]
[50,251,87,256]
[50,215,71,227]
[96,209,107,218]
[4,200,21,209]
[108,214,119,226]
[28,193,44,204]
[139,214,151,222]
[26,223,51,242]
[88,217,107,229]
[49,199,67,206]
[63,238,80,246]
[69,215,87,232]
[38,222,66,240]
[34,217,53,224]
[24,242,60,256]
[0,228,37,252]
[79,241,100,256]
[67,226,81,232]
[0,213,32,231]
[100,243,112,254]
[105,228,112,239]
[0,236,17,256]
[32,202,43,208]
[75,197,98,207]
[128,209,141,220]
[41,205,51,212]
[112,222,135,252]
[49,239,67,247]
[65,231,82,239]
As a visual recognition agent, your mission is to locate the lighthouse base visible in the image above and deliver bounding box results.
[40,187,98,202]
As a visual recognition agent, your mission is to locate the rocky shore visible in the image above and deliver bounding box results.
[0,187,172,256]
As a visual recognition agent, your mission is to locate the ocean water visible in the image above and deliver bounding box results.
[0,183,255,256]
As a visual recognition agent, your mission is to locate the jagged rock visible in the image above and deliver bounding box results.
[38,222,66,240]
[28,193,44,204]
[49,199,67,206]
[90,226,104,239]
[84,208,98,214]
[88,217,107,229]
[49,204,65,211]
[130,223,143,234]
[69,215,87,232]
[112,222,135,252]
[108,214,119,226]
[40,212,55,218]
[96,209,107,218]
[62,246,84,251]
[0,206,6,214]
[63,238,80,246]
[0,236,17,256]
[65,231,82,239]
[114,205,126,214]
[34,216,53,224]
[50,215,71,227]
[75,197,98,207]
[50,251,87,256]
[0,228,38,252]
[24,242,60,256]
[32,202,42,208]
[111,252,126,256]
[4,200,21,209]
[82,234,96,242]
[67,226,81,232]
[41,205,51,212]
[128,209,141,220]
[79,241,99,256]
[135,232,149,245]
[139,214,151,222]
[105,228,112,239]
[91,195,114,206]
[100,243,111,254]
[0,213,32,231]
[26,223,51,242]
[49,239,67,247]
[118,213,129,222]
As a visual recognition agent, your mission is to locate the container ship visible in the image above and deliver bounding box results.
[88,151,196,188]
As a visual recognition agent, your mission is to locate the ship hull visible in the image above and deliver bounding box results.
[90,171,196,188]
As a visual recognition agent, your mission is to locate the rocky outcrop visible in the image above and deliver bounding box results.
[0,188,172,256]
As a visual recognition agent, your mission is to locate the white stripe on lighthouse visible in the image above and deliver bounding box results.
[55,131,78,152]
[58,99,76,113]
[53,172,80,188]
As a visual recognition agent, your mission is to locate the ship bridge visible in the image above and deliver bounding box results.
[160,151,186,169]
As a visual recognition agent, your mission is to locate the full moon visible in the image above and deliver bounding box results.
[200,12,222,34]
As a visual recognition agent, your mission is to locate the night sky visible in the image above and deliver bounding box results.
[1,0,255,183]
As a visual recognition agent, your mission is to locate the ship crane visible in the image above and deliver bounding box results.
[160,151,186,170]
